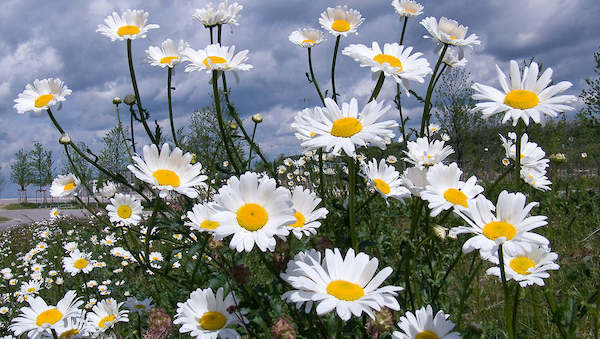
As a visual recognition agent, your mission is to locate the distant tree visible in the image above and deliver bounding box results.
[98,126,130,180]
[0,166,5,192]
[10,149,32,192]
[28,142,53,192]
[433,67,483,166]
[578,46,600,126]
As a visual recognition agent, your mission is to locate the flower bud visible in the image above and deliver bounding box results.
[271,317,296,339]
[207,236,222,250]
[229,121,238,130]
[252,113,263,123]
[549,153,567,164]
[59,133,71,145]
[112,97,122,105]
[432,225,448,240]
[123,94,136,106]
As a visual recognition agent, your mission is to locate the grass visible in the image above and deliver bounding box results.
[0,216,10,223]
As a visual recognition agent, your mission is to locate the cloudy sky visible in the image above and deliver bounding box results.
[1,0,598,197]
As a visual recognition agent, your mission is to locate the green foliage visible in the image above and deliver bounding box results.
[28,141,53,190]
[97,126,130,180]
[10,149,32,190]
[578,46,600,126]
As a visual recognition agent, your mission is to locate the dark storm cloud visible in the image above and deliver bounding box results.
[1,0,599,197]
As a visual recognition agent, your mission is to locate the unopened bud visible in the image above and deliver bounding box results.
[59,133,72,145]
[229,122,238,130]
[252,113,263,123]
[207,236,222,250]
[432,225,448,240]
[112,97,122,105]
[549,153,566,164]
[123,94,136,106]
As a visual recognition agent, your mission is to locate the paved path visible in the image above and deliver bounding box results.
[0,207,88,231]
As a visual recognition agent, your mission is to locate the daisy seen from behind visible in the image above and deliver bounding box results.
[361,158,410,203]
[281,248,402,321]
[50,174,80,198]
[421,162,484,217]
[97,9,159,41]
[86,298,128,333]
[391,0,424,17]
[14,78,72,114]
[212,172,295,252]
[392,305,460,339]
[298,98,398,157]
[401,166,429,197]
[174,287,245,339]
[472,60,577,125]
[286,186,329,239]
[182,44,252,74]
[486,245,559,287]
[319,6,364,37]
[106,193,143,226]
[125,296,154,314]
[128,143,207,199]
[146,39,188,68]
[342,42,431,94]
[289,28,325,48]
[420,16,480,52]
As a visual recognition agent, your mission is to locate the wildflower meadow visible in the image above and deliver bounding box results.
[2,1,600,338]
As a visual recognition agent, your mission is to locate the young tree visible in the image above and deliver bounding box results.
[10,149,32,194]
[98,126,130,180]
[578,46,600,126]
[28,142,53,192]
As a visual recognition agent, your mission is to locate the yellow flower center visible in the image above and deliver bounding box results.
[373,179,391,195]
[201,220,220,230]
[326,280,365,301]
[199,311,227,330]
[330,117,362,138]
[64,181,76,191]
[301,39,316,44]
[373,54,403,70]
[27,287,35,293]
[160,56,179,64]
[289,211,306,228]
[406,9,415,13]
[309,132,316,138]
[504,90,540,109]
[74,258,89,270]
[53,210,59,216]
[236,203,268,231]
[134,304,147,310]
[35,94,54,108]
[153,169,180,187]
[36,308,63,326]
[99,314,116,328]
[443,188,468,208]
[202,56,228,68]
[59,329,79,339]
[509,256,536,275]
[117,25,140,37]
[482,221,517,241]
[331,19,351,32]
[117,205,132,219]
[416,331,439,339]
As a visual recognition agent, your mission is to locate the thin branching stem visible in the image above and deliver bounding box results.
[211,70,242,175]
[127,39,157,145]
[331,36,341,103]
[420,43,449,136]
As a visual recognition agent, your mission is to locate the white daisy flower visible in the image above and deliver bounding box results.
[319,6,364,37]
[297,98,398,157]
[86,298,128,333]
[400,166,429,197]
[421,162,484,217]
[386,155,398,164]
[47,316,89,339]
[391,0,424,17]
[428,123,441,135]
[342,42,431,94]
[182,44,252,74]
[125,296,154,314]
[63,242,78,253]
[146,39,188,68]
[218,1,243,26]
[281,248,402,321]
[97,9,159,41]
[521,168,552,192]
[106,193,143,226]
[174,287,245,338]
[49,208,60,220]
[62,250,95,276]
[99,181,117,199]
[361,158,410,203]
[392,305,460,339]
[486,245,560,287]
[193,1,243,27]
[149,252,163,262]
[128,143,208,199]
[404,137,454,167]
[50,174,80,198]
[420,16,480,51]
[442,47,467,68]
[500,133,549,173]
[212,172,295,252]
[9,291,83,337]
[280,249,323,313]
[14,78,72,114]
[451,191,549,259]
[289,28,325,48]
[291,107,323,143]
[186,202,221,233]
[286,186,328,239]
[472,60,577,126]
[20,280,42,295]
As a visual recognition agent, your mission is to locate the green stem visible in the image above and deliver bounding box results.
[209,26,214,44]
[129,105,137,154]
[514,121,525,188]
[211,70,242,175]
[127,39,157,145]
[331,36,341,103]
[400,17,408,44]
[137,312,143,339]
[246,122,258,170]
[115,104,133,163]
[368,72,386,102]
[488,165,514,195]
[167,67,179,148]
[512,284,521,336]
[64,146,101,206]
[318,149,325,199]
[51,329,59,339]
[348,157,357,251]
[498,245,515,339]
[530,288,545,337]
[420,44,449,136]
[308,47,325,105]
